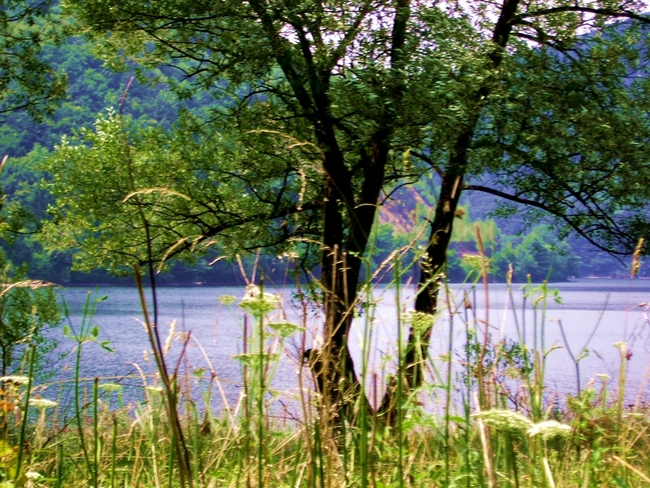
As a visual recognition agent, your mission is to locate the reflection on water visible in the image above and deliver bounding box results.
[350,279,650,407]
[42,279,650,412]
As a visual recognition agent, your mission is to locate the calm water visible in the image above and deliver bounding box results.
[43,279,650,410]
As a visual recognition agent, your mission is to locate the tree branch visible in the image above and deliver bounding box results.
[411,151,444,178]
[515,7,650,25]
[464,183,632,256]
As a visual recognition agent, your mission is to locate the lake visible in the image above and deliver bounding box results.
[43,279,650,412]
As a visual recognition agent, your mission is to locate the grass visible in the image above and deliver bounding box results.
[0,270,649,487]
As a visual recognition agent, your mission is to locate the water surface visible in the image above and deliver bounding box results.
[45,279,650,411]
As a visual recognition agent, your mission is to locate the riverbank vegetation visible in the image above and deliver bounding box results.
[1,273,650,487]
[3,1,650,486]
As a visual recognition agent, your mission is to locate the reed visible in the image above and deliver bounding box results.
[0,258,647,487]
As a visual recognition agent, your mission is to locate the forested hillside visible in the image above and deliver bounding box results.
[0,32,635,285]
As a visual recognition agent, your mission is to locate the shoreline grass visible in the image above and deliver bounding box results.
[8,379,650,487]
[0,277,649,487]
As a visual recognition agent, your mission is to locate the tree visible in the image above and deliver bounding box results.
[41,108,322,273]
[0,256,60,376]
[403,4,650,409]
[0,39,187,158]
[490,225,578,282]
[0,1,65,382]
[53,1,650,420]
[55,0,417,421]
[0,154,60,378]
[0,0,66,123]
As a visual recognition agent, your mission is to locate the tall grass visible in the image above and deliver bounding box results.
[0,261,649,487]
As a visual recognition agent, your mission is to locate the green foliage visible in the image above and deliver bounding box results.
[371,185,579,282]
[2,146,293,285]
[0,155,62,379]
[0,254,60,376]
[491,225,579,282]
[0,1,66,124]
[40,109,321,274]
[466,19,650,255]
[0,37,186,158]
[33,1,650,289]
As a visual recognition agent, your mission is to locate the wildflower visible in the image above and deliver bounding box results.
[462,254,490,273]
[404,311,435,332]
[527,420,571,440]
[25,471,41,480]
[268,321,305,339]
[613,342,633,360]
[472,409,534,432]
[239,286,279,317]
[0,376,29,385]
[219,295,237,306]
[233,352,279,367]
[595,374,610,382]
[28,398,57,409]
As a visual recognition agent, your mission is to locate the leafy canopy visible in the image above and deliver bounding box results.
[41,109,322,273]
[0,0,66,123]
[47,1,650,272]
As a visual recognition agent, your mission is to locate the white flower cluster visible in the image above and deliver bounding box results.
[473,409,534,432]
[28,398,57,410]
[527,420,572,440]
[232,352,280,367]
[403,311,435,332]
[267,321,305,339]
[473,409,572,440]
[238,285,280,317]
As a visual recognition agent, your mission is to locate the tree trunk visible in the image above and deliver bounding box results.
[378,169,465,419]
[378,0,521,421]
[316,177,365,425]
[300,0,410,426]
[315,166,382,426]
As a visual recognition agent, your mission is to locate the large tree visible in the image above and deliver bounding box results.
[403,3,650,408]
[55,0,418,421]
[0,0,65,380]
[52,0,650,419]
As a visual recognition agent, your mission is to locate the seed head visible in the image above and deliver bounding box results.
[28,398,57,410]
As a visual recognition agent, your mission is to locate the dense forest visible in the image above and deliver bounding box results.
[0,38,632,286]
